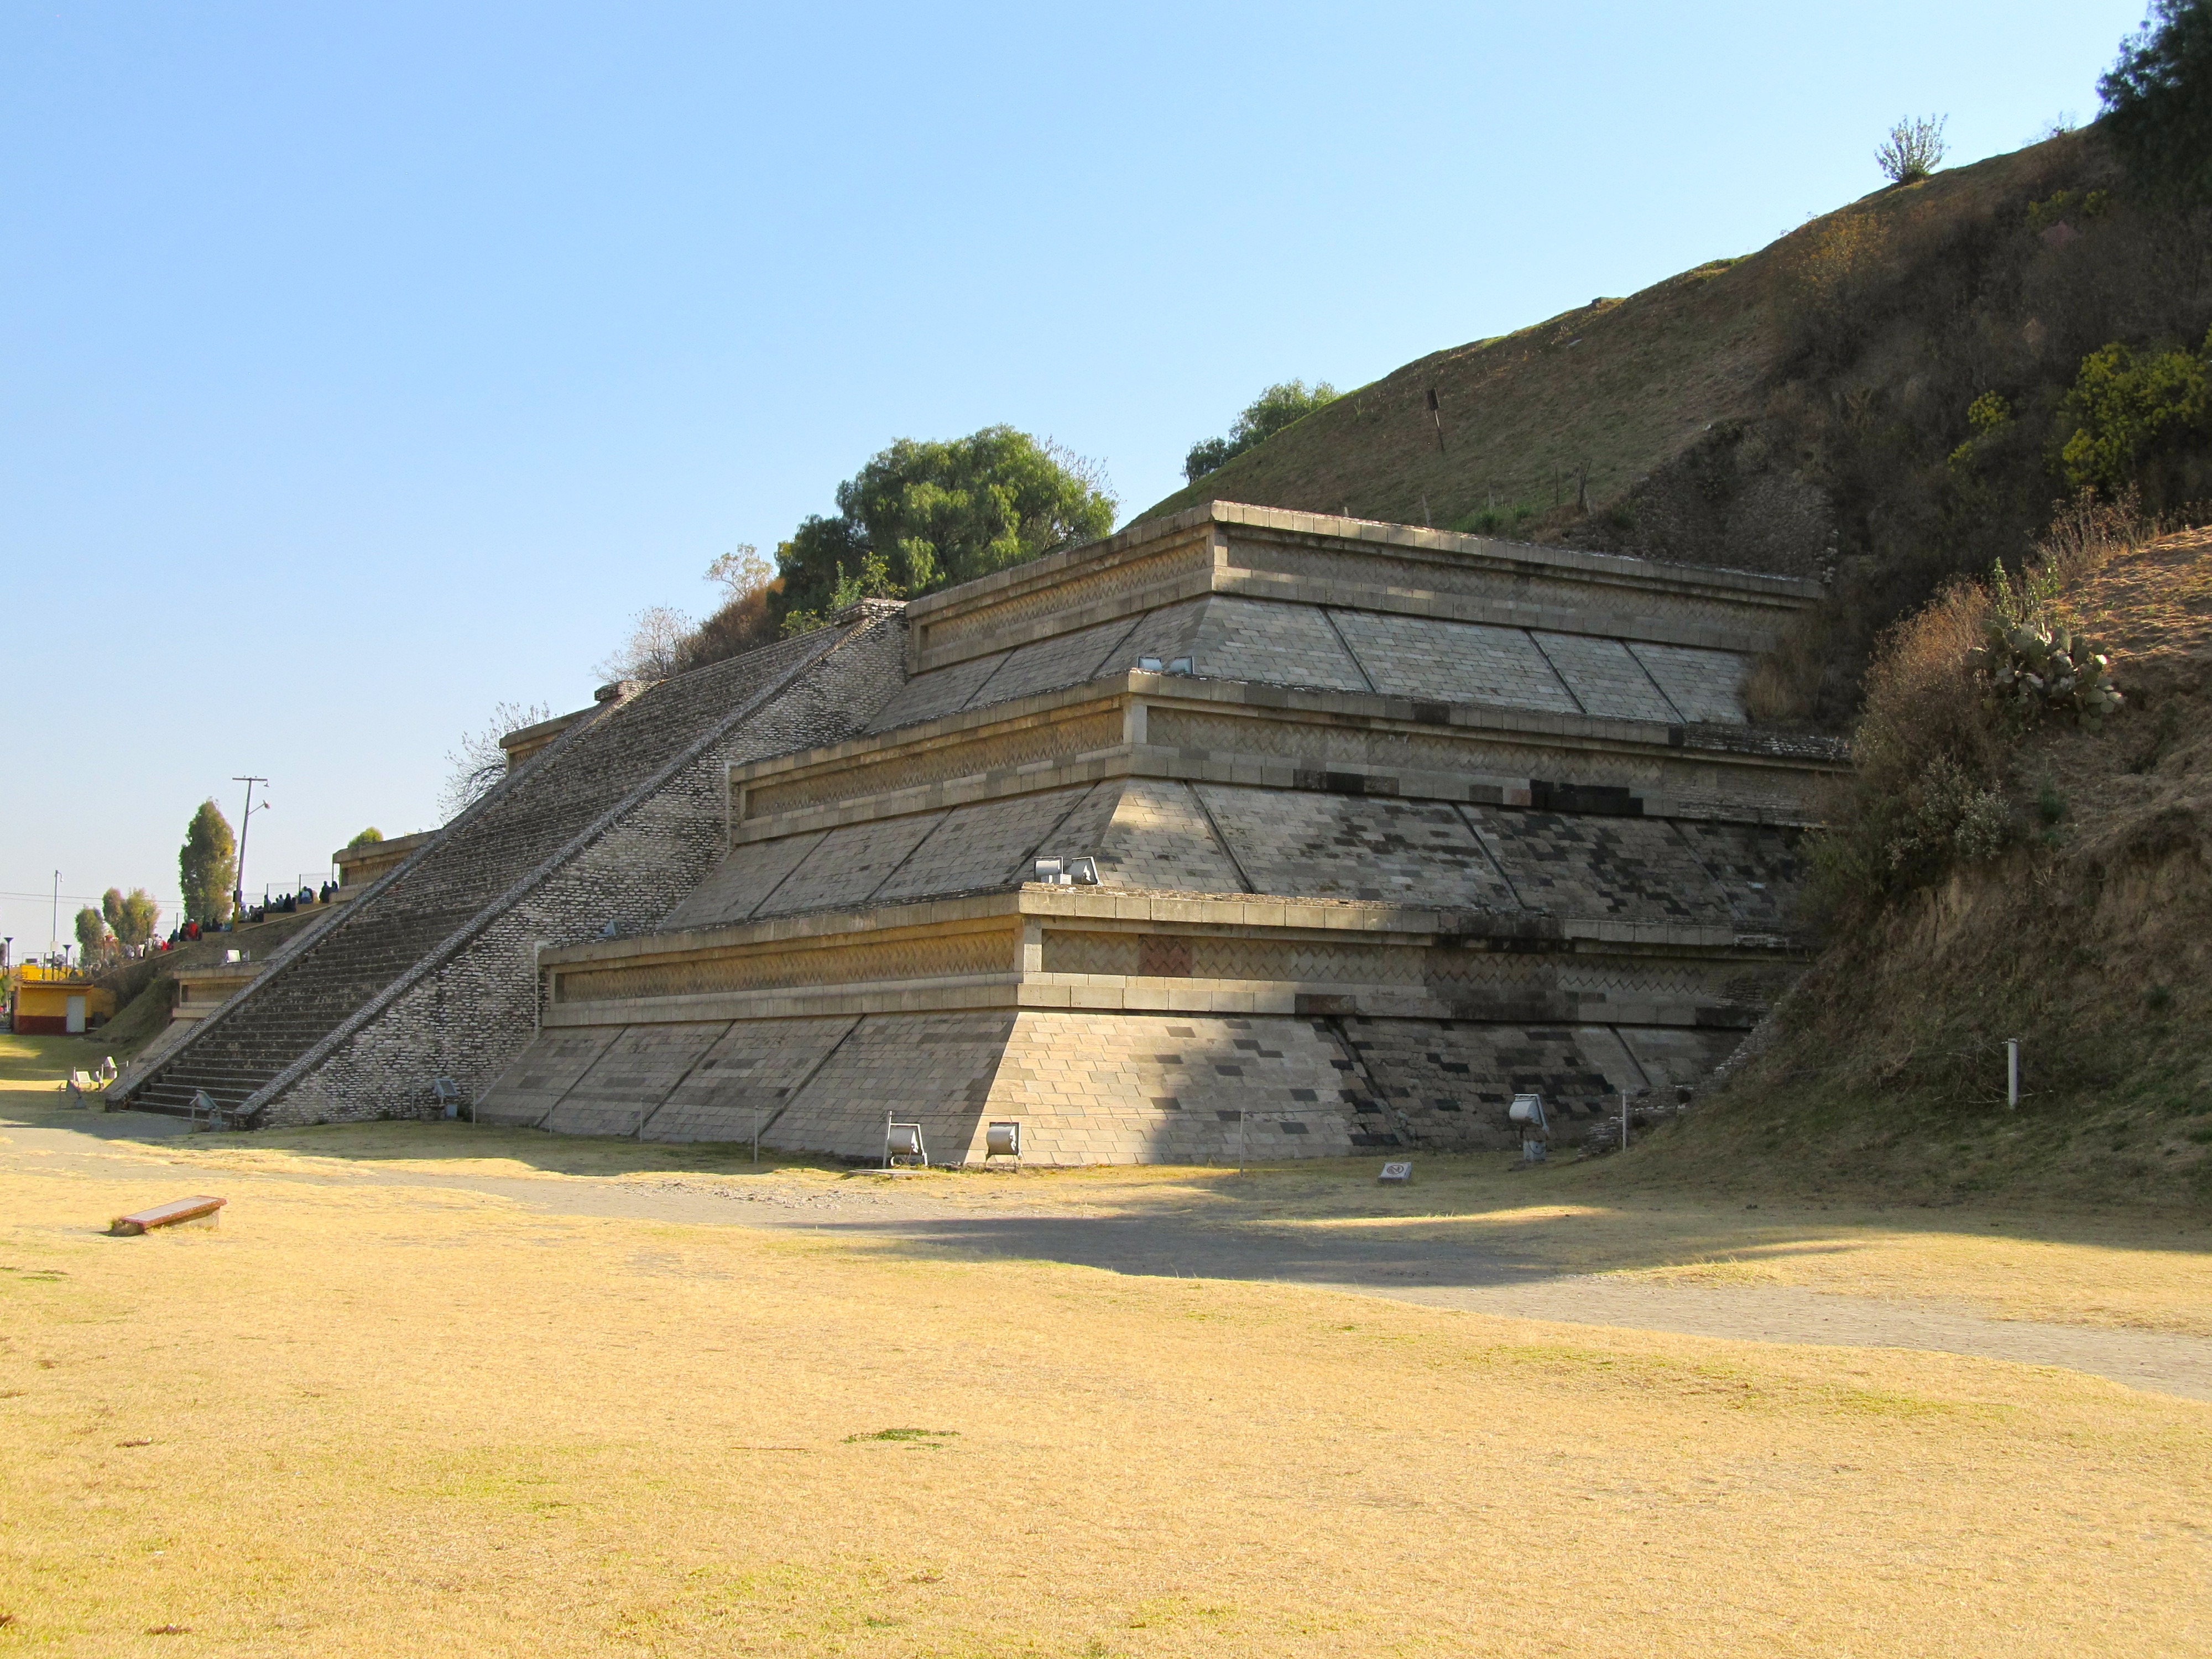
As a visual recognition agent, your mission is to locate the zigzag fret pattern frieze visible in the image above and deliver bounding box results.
[1229,539,1793,641]
[742,709,1124,820]
[920,541,1213,659]
[556,927,1018,1004]
[1039,930,1726,1001]
[1042,932,1428,983]
[1145,706,1555,778]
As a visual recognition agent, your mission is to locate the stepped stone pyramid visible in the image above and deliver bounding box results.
[471,502,1844,1163]
[117,612,907,1123]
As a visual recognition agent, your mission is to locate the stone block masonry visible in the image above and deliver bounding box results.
[119,604,907,1125]
[130,502,1841,1157]
[482,504,1834,1162]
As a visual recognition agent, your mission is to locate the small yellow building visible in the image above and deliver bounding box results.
[10,964,117,1035]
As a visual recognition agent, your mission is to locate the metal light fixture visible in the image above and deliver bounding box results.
[1509,1093,1549,1164]
[885,1113,928,1168]
[1031,856,1098,885]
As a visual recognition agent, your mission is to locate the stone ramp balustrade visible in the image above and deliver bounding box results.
[122,619,896,1123]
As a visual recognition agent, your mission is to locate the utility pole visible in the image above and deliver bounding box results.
[50,870,59,963]
[232,777,270,920]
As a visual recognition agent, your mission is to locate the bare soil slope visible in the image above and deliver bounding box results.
[1634,527,2212,1208]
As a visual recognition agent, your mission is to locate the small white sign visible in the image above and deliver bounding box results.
[1379,1161,1413,1183]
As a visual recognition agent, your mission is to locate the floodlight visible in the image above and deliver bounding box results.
[1167,657,1192,675]
[985,1121,1020,1159]
[1509,1093,1549,1165]
[1032,856,1099,886]
[884,1114,929,1168]
[1138,656,1163,672]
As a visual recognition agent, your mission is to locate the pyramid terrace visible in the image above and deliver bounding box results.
[119,503,1844,1161]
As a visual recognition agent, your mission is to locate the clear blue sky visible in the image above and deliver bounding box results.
[1,0,2147,954]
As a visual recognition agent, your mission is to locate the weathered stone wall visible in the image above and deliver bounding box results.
[478,1003,1743,1165]
[260,613,907,1125]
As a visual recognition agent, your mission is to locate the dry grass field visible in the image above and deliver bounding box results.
[3,1034,2209,1657]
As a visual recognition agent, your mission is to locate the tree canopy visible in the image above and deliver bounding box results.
[347,827,384,847]
[74,906,110,965]
[2100,0,2212,197]
[1183,380,1340,483]
[102,886,159,948]
[773,427,1117,633]
[677,547,781,671]
[180,799,236,926]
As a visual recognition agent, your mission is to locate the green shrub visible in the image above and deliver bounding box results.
[1948,392,2017,471]
[1972,617,2124,725]
[1182,380,1339,483]
[1875,114,1947,185]
[1968,392,2013,431]
[2025,189,2111,232]
[770,428,1116,629]
[1887,755,2014,876]
[2056,330,2211,496]
[1457,502,1538,535]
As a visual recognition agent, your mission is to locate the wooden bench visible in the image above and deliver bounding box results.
[109,1196,226,1236]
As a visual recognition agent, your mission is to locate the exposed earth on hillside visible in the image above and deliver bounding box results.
[1663,525,2212,1209]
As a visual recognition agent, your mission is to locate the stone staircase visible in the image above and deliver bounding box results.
[121,617,890,1122]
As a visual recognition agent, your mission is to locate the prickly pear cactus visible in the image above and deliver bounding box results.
[1973,618,2124,724]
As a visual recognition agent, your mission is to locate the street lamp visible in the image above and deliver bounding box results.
[232,776,270,920]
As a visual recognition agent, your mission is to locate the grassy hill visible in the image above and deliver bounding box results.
[1145,127,2212,1206]
[1147,248,1786,541]
[1150,128,2209,723]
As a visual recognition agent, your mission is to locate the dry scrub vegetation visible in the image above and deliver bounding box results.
[2,1155,2209,1659]
[1673,518,2212,1207]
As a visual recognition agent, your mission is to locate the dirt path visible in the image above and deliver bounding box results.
[9,1108,2210,1402]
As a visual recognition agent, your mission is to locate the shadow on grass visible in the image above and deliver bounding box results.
[8,1026,2204,1292]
